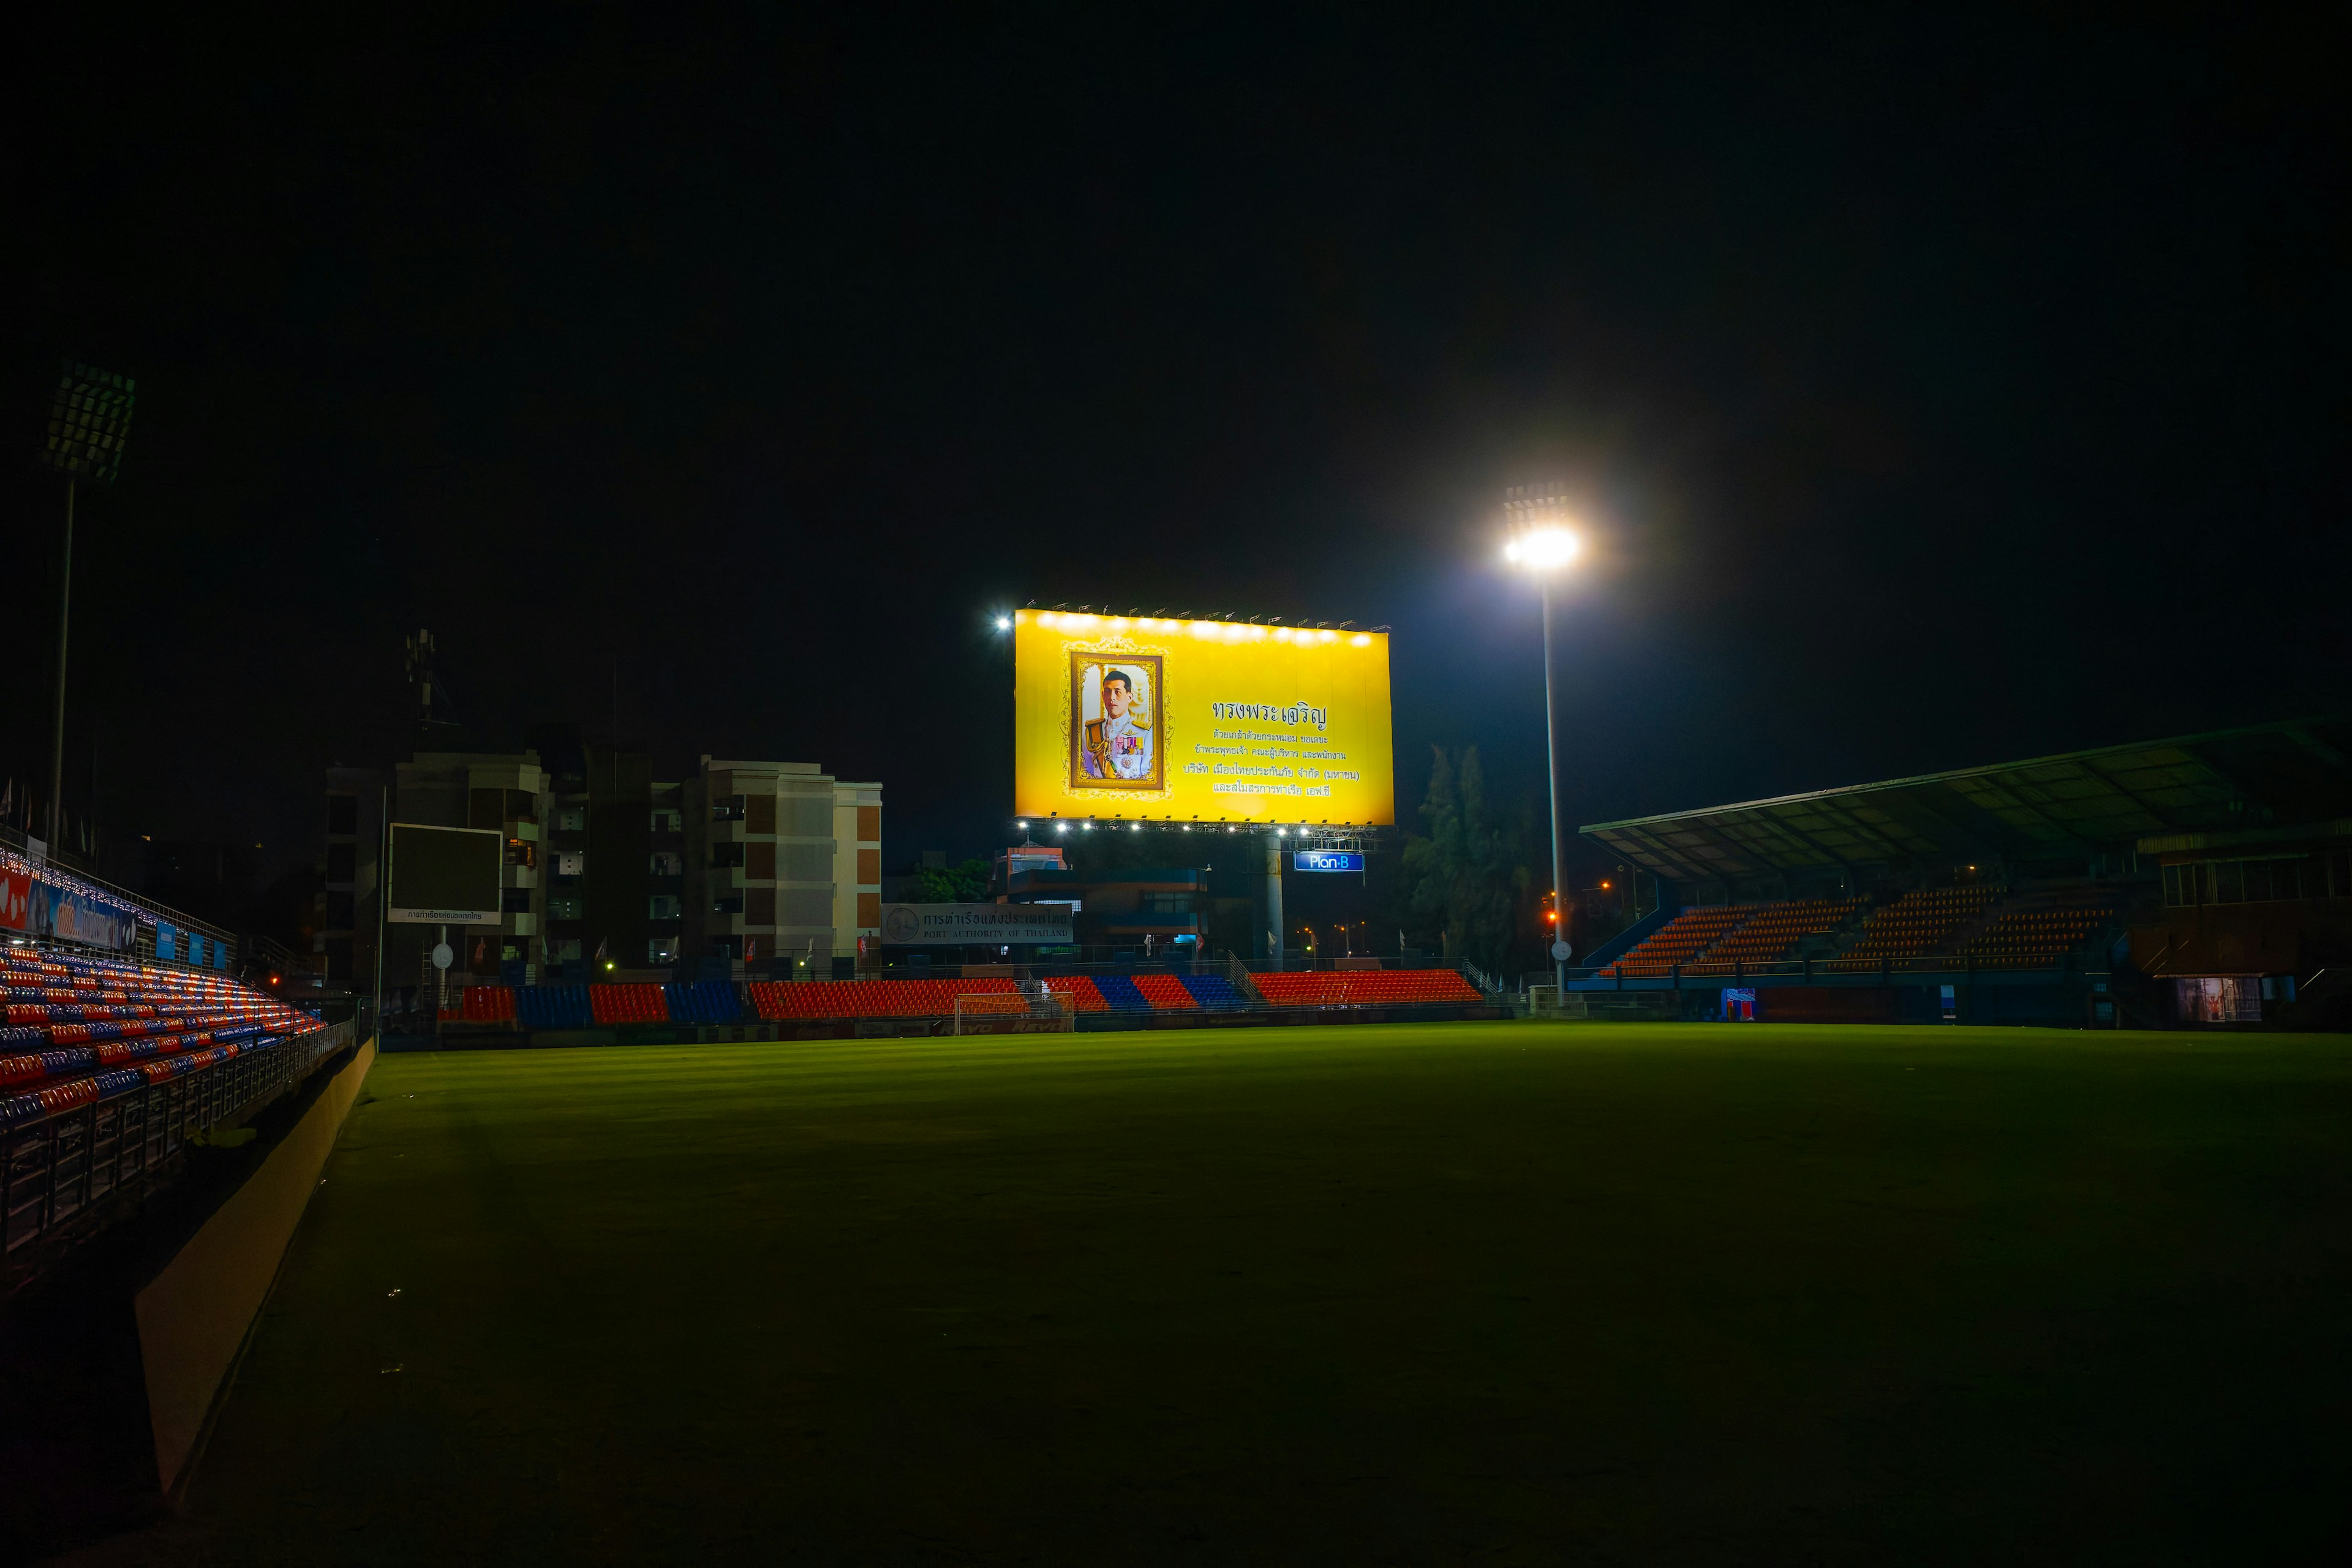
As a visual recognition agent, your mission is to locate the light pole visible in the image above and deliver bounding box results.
[1501,488,1581,998]
[33,361,137,859]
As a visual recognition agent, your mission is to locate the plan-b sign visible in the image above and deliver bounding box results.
[878,903,1074,946]
[1292,850,1365,873]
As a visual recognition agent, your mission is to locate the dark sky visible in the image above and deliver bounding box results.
[7,10,2345,883]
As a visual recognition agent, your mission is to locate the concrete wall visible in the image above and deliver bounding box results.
[134,1038,377,1493]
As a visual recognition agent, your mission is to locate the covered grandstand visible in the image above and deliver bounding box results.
[1575,717,2352,1028]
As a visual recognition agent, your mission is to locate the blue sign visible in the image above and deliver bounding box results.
[1292,850,1365,873]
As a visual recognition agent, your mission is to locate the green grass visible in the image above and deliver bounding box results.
[138,1023,2352,1561]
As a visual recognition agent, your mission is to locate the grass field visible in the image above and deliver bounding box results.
[83,1020,2352,1564]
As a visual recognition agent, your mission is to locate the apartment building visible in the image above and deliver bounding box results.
[329,742,880,986]
[684,758,881,977]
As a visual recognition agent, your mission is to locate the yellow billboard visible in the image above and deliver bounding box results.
[1012,611,1394,823]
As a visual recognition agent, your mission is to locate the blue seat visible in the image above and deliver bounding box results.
[1095,975,1152,1011]
[663,981,741,1024]
[1180,974,1243,1009]
[517,986,594,1030]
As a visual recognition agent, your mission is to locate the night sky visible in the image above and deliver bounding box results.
[7,12,2345,888]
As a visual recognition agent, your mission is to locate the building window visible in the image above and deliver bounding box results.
[650,851,684,876]
[649,895,682,919]
[2168,856,2320,907]
[647,938,678,964]
[546,897,582,920]
[557,807,587,832]
[326,843,357,883]
[502,889,533,914]
[556,851,586,877]
[326,794,358,835]
[711,796,746,823]
[325,892,355,929]
[710,842,745,869]
[554,938,583,962]
[712,895,744,915]
[650,809,683,833]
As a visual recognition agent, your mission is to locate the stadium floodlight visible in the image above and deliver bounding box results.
[33,359,136,856]
[1503,483,1582,998]
[995,616,1012,631]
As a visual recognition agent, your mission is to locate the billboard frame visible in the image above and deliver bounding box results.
[385,822,505,925]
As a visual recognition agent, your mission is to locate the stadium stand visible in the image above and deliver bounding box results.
[1041,976,1110,1013]
[0,949,326,1136]
[461,986,516,1023]
[664,981,741,1025]
[1828,885,2002,969]
[1960,891,2119,970]
[748,977,1020,1020]
[1178,973,1247,1009]
[1253,969,1485,1007]
[1597,904,1753,976]
[589,984,669,1025]
[1131,974,1197,1009]
[429,962,1488,1033]
[515,986,594,1030]
[1687,899,1860,969]
[1092,975,1152,1012]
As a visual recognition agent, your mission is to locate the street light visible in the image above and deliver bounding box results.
[1502,484,1580,999]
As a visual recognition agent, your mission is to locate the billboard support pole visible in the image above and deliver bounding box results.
[1542,575,1569,997]
[1264,832,1284,970]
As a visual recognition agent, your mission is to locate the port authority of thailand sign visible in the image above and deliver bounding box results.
[1292,850,1365,872]
[880,903,1074,946]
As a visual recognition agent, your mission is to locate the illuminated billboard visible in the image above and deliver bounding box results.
[1012,611,1393,824]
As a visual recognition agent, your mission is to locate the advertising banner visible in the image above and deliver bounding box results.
[1012,611,1394,823]
[26,879,140,951]
[0,865,28,932]
[879,903,1074,946]
[156,922,178,961]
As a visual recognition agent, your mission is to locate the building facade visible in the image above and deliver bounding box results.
[683,758,881,977]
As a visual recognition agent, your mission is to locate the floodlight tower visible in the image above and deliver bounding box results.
[33,361,137,858]
[1501,484,1581,998]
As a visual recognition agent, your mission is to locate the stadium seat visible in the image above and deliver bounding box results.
[745,976,1021,1021]
[589,984,670,1025]
[461,986,517,1023]
[664,981,742,1025]
[1178,973,1246,1009]
[1132,974,1197,1009]
[1254,969,1485,1007]
[1093,975,1152,1011]
[517,986,595,1030]
[0,946,324,1132]
[1042,976,1109,1012]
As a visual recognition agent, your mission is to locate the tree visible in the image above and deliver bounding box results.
[914,858,990,902]
[1399,745,1534,974]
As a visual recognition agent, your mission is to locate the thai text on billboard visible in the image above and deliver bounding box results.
[1012,611,1394,823]
[880,903,1074,946]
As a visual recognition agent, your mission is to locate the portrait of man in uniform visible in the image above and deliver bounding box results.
[1068,654,1163,790]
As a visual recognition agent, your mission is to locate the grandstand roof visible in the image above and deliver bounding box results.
[1581,717,2352,883]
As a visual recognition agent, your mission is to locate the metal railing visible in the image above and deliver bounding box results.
[1,1020,355,1280]
[0,820,244,973]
